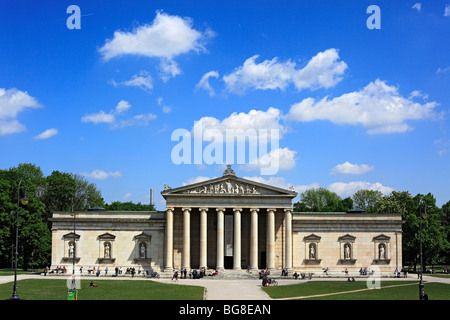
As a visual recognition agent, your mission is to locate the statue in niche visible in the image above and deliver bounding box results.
[379,244,385,260]
[68,242,75,258]
[104,242,110,258]
[140,243,146,259]
[309,243,316,260]
[344,243,351,260]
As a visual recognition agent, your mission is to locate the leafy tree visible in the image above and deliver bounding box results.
[103,201,155,211]
[294,188,351,212]
[0,164,50,269]
[44,171,77,214]
[352,189,383,213]
[441,200,450,265]
[71,174,104,211]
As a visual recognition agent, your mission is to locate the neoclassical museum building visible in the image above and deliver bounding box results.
[50,166,403,276]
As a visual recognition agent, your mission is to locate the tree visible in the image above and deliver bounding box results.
[375,191,449,270]
[103,201,155,211]
[44,171,77,213]
[441,200,450,265]
[71,174,104,211]
[294,188,348,212]
[352,189,383,213]
[0,164,51,269]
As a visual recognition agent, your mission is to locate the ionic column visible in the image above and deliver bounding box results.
[182,207,191,271]
[164,207,174,272]
[233,208,242,270]
[216,208,225,271]
[284,208,293,272]
[267,209,276,271]
[250,208,259,271]
[199,207,209,269]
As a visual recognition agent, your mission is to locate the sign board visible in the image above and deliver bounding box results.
[68,289,78,300]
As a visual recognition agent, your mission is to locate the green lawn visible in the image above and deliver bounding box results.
[263,280,450,300]
[0,279,204,300]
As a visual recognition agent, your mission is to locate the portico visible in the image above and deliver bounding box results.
[161,165,297,273]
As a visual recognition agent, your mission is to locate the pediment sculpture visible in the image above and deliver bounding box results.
[184,180,261,195]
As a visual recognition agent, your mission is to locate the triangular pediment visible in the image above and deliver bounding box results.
[161,175,297,197]
[373,234,390,241]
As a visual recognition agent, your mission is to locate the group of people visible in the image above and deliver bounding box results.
[171,268,219,281]
[394,268,408,278]
[44,266,66,275]
[44,265,149,277]
[293,271,312,280]
[359,267,374,275]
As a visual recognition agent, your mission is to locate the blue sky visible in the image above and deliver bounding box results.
[1,0,449,209]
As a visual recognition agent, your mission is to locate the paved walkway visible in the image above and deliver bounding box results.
[1,274,449,300]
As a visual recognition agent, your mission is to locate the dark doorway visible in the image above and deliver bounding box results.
[260,252,266,269]
[224,256,233,269]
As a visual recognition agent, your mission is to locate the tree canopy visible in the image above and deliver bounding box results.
[294,188,450,269]
[0,163,153,269]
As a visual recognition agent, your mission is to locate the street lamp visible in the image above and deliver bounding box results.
[10,179,28,300]
[418,201,426,300]
[69,202,77,292]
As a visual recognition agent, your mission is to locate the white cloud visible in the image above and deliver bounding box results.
[81,110,115,124]
[82,169,123,180]
[328,181,394,197]
[182,176,217,186]
[0,88,42,135]
[243,176,318,196]
[81,100,156,128]
[412,3,422,12]
[114,100,131,114]
[239,147,297,171]
[33,128,58,140]
[330,161,374,175]
[99,11,213,80]
[111,71,153,91]
[445,4,450,16]
[437,66,450,73]
[0,120,26,135]
[123,192,132,200]
[195,70,219,96]
[118,113,157,128]
[157,97,172,114]
[287,79,438,134]
[159,59,182,82]
[223,48,347,94]
[193,107,286,142]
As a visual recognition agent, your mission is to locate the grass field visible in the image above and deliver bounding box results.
[263,280,450,300]
[1,278,449,300]
[0,279,204,300]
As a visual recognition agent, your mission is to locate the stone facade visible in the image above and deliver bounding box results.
[50,211,166,274]
[50,166,403,276]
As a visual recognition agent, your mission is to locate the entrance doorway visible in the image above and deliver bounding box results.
[224,256,233,269]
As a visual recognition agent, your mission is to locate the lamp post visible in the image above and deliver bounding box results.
[10,179,28,300]
[70,203,77,291]
[418,201,426,300]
